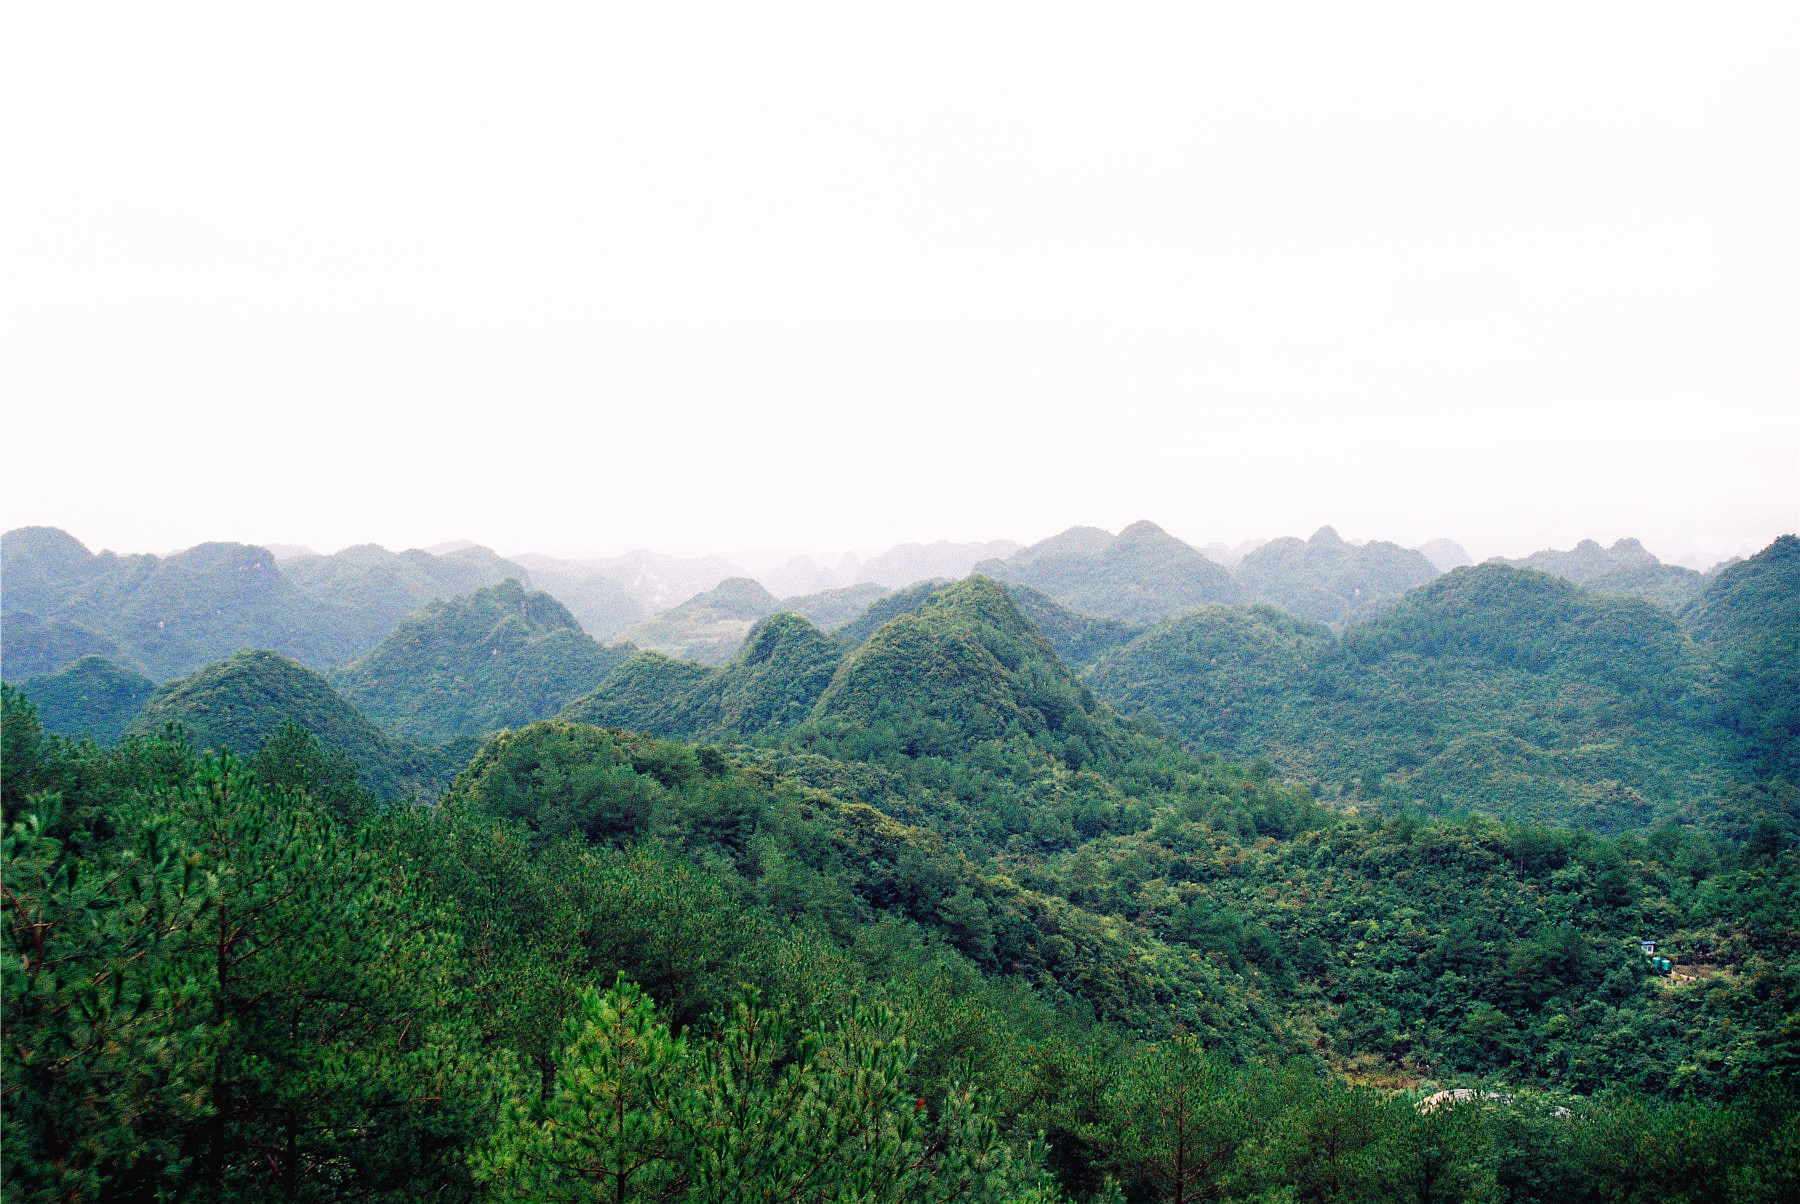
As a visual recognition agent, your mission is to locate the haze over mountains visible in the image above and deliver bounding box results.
[5,518,1796,1199]
[1,520,1747,683]
[4,518,1786,837]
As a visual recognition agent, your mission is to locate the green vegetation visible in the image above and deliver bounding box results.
[0,610,120,679]
[976,521,1244,622]
[3,526,1796,1202]
[611,577,893,665]
[1085,565,1732,831]
[16,655,154,743]
[1501,537,1708,607]
[489,557,647,638]
[1682,535,1799,784]
[1234,525,1440,625]
[564,612,844,741]
[1,528,370,680]
[280,541,531,637]
[6,620,1796,1201]
[124,649,465,795]
[1,527,648,681]
[330,579,630,743]
[612,577,783,664]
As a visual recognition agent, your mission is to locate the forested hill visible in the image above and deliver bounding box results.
[329,579,632,744]
[6,625,1796,1200]
[1233,526,1440,624]
[278,542,529,638]
[122,649,469,795]
[609,577,888,665]
[974,520,1244,622]
[563,610,844,740]
[3,523,1737,683]
[1082,546,1799,834]
[1497,537,1710,607]
[0,527,371,679]
[16,654,154,744]
[1682,533,1800,783]
[565,575,1124,767]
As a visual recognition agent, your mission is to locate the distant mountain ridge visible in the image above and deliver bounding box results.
[329,579,631,743]
[1081,559,1753,830]
[974,520,1244,623]
[1233,526,1440,625]
[1494,537,1710,607]
[609,577,890,665]
[0,523,1756,684]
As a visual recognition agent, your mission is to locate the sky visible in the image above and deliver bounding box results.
[3,2,1796,569]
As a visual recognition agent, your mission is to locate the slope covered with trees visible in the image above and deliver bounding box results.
[280,541,531,641]
[611,577,891,665]
[0,610,120,679]
[123,649,464,795]
[564,611,845,741]
[1682,535,1800,785]
[329,579,630,743]
[15,655,155,743]
[1500,537,1708,607]
[1084,564,1731,831]
[1233,525,1440,625]
[1,528,370,679]
[975,521,1244,622]
[6,614,1795,1202]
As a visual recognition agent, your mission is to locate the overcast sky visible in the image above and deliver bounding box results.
[3,2,1795,568]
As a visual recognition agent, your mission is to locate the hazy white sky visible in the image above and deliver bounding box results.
[3,2,1795,566]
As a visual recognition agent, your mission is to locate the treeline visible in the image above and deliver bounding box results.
[4,688,1795,1201]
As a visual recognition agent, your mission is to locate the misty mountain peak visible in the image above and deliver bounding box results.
[1116,519,1174,542]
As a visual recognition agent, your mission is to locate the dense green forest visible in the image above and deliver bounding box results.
[1083,539,1798,833]
[16,655,154,744]
[974,521,1245,623]
[3,525,1796,1200]
[1498,538,1708,609]
[330,580,631,743]
[1232,527,1439,626]
[123,650,472,797]
[5,630,1795,1199]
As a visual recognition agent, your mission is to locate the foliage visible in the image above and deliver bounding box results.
[1,528,374,680]
[15,654,155,743]
[1682,535,1799,785]
[1085,565,1733,830]
[330,579,629,743]
[612,578,783,665]
[1233,525,1440,626]
[475,978,1050,1204]
[123,649,460,796]
[2,740,502,1201]
[975,521,1243,623]
[1,610,120,679]
[1502,537,1707,607]
[3,531,1798,1203]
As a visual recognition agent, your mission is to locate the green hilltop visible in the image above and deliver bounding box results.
[610,576,891,666]
[1233,525,1441,625]
[975,519,1243,622]
[279,541,530,641]
[124,649,465,795]
[564,610,844,741]
[1498,537,1709,607]
[17,654,155,744]
[330,579,630,744]
[1081,560,1755,831]
[1,528,369,680]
